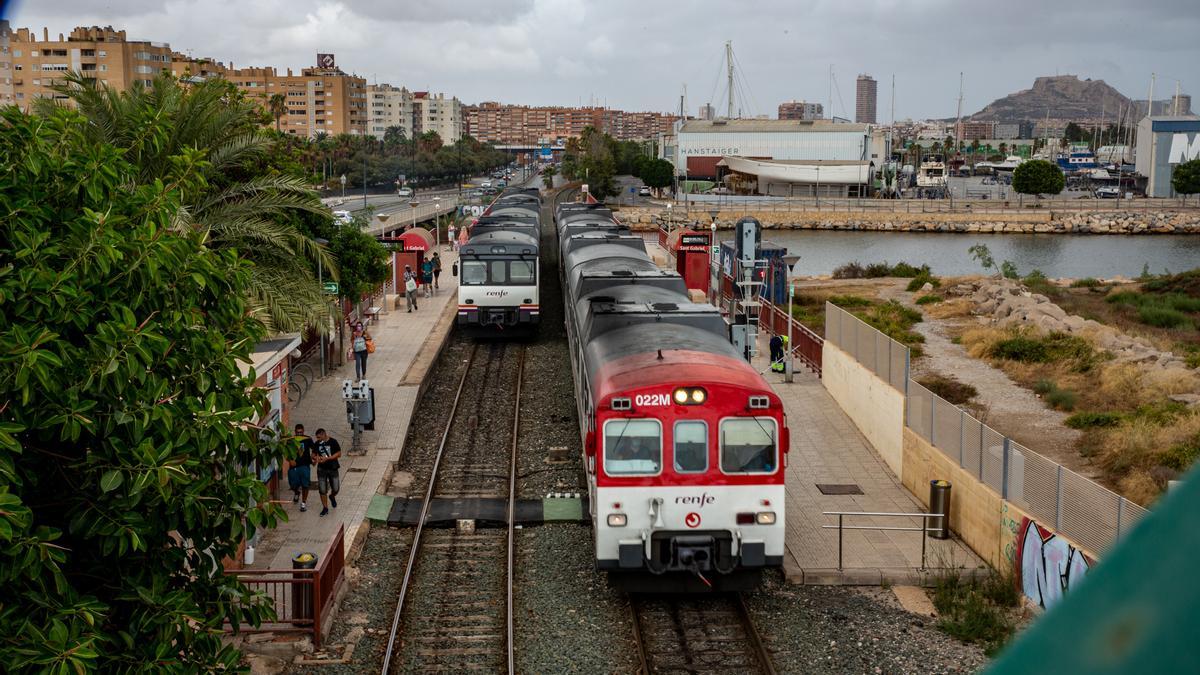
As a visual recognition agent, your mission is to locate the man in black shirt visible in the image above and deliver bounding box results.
[289,424,315,512]
[313,428,342,517]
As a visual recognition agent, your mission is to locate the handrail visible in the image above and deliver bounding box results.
[822,510,941,570]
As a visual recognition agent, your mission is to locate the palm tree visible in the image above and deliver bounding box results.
[40,73,336,334]
[268,93,287,133]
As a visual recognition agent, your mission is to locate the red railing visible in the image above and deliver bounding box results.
[226,524,346,648]
[759,299,823,376]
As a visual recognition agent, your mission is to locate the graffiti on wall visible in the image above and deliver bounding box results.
[1015,518,1091,609]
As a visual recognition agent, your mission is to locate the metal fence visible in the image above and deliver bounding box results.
[667,193,1200,215]
[906,380,1147,555]
[824,302,1148,556]
[824,303,908,391]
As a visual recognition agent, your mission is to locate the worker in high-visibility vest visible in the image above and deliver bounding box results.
[770,335,789,372]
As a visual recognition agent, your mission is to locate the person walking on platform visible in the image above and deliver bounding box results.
[313,429,342,517]
[422,256,435,298]
[447,224,456,251]
[432,252,443,290]
[349,323,372,380]
[289,424,315,512]
[404,265,419,312]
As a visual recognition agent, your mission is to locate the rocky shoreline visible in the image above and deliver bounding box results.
[617,207,1200,235]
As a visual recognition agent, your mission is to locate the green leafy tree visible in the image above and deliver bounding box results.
[969,243,999,276]
[41,72,335,334]
[268,92,286,132]
[542,164,557,189]
[1171,158,1200,204]
[560,126,618,198]
[1012,159,1065,199]
[1000,260,1020,279]
[0,107,287,671]
[640,158,675,192]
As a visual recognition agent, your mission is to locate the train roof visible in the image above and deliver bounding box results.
[460,231,539,256]
[488,205,540,217]
[564,242,652,273]
[561,232,646,258]
[558,222,630,243]
[556,202,611,216]
[583,323,767,402]
[558,210,616,226]
[573,268,688,299]
[470,224,540,241]
[576,287,712,339]
[474,214,538,226]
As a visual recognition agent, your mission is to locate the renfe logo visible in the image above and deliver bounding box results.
[485,290,510,297]
[684,512,702,528]
[675,493,716,508]
[1169,133,1200,164]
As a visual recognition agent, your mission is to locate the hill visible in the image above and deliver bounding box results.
[971,75,1130,121]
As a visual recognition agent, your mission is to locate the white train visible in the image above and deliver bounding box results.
[455,189,542,337]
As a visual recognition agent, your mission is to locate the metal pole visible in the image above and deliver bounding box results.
[837,514,843,570]
[921,516,927,570]
[318,257,325,378]
[363,137,369,209]
[786,282,794,382]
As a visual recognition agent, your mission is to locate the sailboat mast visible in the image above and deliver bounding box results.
[726,41,734,119]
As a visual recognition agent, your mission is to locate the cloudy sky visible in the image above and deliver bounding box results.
[6,0,1198,119]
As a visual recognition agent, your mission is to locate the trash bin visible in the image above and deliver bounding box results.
[292,552,318,623]
[928,480,951,540]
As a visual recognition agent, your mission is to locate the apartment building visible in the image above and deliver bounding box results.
[412,91,462,142]
[1,21,14,106]
[6,25,173,109]
[778,100,823,120]
[954,120,996,142]
[172,53,367,138]
[855,74,877,124]
[368,83,413,139]
[463,102,676,144]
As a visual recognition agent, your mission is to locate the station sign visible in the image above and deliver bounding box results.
[322,282,339,294]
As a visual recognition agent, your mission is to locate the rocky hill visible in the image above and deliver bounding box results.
[971,75,1130,121]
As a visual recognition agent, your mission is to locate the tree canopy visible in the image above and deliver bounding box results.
[560,126,619,198]
[640,158,676,190]
[1012,159,1065,196]
[1171,158,1200,202]
[0,106,287,671]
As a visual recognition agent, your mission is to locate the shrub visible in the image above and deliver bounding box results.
[1045,387,1078,411]
[831,261,866,279]
[1070,277,1102,288]
[1138,306,1193,329]
[931,569,1016,656]
[991,336,1050,362]
[828,294,872,308]
[919,375,978,404]
[916,294,943,305]
[1033,379,1056,394]
[863,261,894,277]
[1000,260,1020,279]
[906,271,941,292]
[1065,411,1124,429]
[1160,435,1200,471]
[890,262,930,278]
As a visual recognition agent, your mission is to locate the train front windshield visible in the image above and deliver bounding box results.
[603,419,662,475]
[720,418,777,473]
[461,259,536,286]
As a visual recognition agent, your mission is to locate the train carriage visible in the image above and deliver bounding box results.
[455,190,543,337]
[554,201,788,591]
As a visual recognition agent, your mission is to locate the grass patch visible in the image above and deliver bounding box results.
[1160,434,1200,471]
[987,331,1103,372]
[1070,277,1103,288]
[918,375,978,405]
[906,270,941,292]
[1044,387,1078,411]
[1137,305,1193,329]
[827,294,872,308]
[932,569,1019,656]
[916,294,943,305]
[831,260,930,279]
[1065,411,1124,429]
[1022,269,1057,296]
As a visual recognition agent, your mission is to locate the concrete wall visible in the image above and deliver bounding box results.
[821,342,905,477]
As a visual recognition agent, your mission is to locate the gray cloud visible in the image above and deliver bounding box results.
[5,0,1197,118]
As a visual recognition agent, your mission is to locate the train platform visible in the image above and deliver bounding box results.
[751,337,986,585]
[247,250,460,572]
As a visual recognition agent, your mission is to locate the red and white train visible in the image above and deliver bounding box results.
[555,201,788,592]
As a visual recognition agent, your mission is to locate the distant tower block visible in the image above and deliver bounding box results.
[856,74,878,124]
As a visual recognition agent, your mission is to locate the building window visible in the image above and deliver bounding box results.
[98,50,107,57]
[12,50,20,57]
[81,49,95,57]
[31,50,38,57]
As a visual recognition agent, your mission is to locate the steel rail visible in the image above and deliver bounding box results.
[380,343,479,673]
[735,593,777,675]
[627,596,651,675]
[505,346,526,674]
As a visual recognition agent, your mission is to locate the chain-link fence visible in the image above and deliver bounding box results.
[826,303,1148,555]
[906,381,1147,555]
[824,303,908,391]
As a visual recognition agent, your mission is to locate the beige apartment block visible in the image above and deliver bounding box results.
[1,21,13,106]
[368,83,414,140]
[464,101,676,145]
[6,24,172,109]
[412,91,462,143]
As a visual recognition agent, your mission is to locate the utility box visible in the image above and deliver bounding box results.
[929,480,952,540]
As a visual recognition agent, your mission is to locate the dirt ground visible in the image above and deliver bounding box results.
[800,277,1095,478]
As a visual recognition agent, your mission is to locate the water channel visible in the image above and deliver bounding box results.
[753,230,1200,278]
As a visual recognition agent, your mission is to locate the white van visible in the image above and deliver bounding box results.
[332,210,353,224]
[397,187,413,198]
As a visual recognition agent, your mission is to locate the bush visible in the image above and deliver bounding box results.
[906,271,941,292]
[1000,260,1020,279]
[916,294,943,305]
[828,294,872,308]
[919,375,978,404]
[1070,277,1102,288]
[1160,435,1200,471]
[991,336,1049,362]
[863,261,893,277]
[932,570,1016,656]
[890,262,930,278]
[1045,387,1078,411]
[1033,379,1056,394]
[1065,411,1124,429]
[831,261,866,279]
[1139,306,1193,329]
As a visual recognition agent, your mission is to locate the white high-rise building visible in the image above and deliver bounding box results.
[412,91,463,143]
[367,83,413,140]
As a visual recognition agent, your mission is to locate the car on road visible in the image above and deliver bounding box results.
[1094,186,1121,199]
[397,186,413,198]
[332,210,352,224]
[496,179,507,188]
[481,180,492,188]
[483,187,498,195]
[638,185,651,197]
[467,189,484,198]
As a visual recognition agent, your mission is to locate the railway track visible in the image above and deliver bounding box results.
[630,593,776,675]
[380,342,526,673]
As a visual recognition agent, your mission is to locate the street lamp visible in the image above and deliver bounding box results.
[340,174,346,200]
[781,253,801,383]
[315,237,330,378]
[665,202,673,238]
[708,209,719,305]
[434,197,442,251]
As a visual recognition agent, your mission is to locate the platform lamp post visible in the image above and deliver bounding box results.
[315,237,330,378]
[666,202,673,239]
[782,253,801,383]
[340,174,346,200]
[434,197,442,251]
[709,209,720,306]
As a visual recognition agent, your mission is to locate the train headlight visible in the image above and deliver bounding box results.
[755,511,777,525]
[673,387,708,405]
[607,514,627,527]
